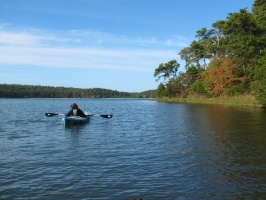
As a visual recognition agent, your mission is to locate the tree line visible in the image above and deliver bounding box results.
[0,84,156,98]
[154,0,266,106]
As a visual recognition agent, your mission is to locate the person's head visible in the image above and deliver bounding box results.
[71,103,78,110]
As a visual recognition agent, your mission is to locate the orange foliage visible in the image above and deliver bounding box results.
[204,57,243,97]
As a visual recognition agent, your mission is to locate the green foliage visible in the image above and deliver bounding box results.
[154,0,266,106]
[156,83,168,97]
[178,47,192,69]
[0,84,156,98]
[253,0,266,30]
[252,53,266,106]
[154,60,180,82]
[187,80,207,95]
[222,9,262,77]
[165,78,182,97]
[186,66,199,83]
[225,85,246,96]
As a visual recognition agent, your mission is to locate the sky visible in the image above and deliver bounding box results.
[0,0,254,92]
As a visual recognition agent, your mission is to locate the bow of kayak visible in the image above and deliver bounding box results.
[62,115,90,126]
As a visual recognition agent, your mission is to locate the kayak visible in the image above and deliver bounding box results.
[62,115,90,126]
[45,112,112,126]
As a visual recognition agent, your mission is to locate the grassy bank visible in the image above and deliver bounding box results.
[155,95,263,107]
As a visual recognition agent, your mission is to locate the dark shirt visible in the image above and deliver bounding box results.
[66,108,86,117]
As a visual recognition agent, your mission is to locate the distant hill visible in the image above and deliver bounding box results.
[0,84,156,98]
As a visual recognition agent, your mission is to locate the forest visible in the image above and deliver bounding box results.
[154,0,266,106]
[0,84,156,98]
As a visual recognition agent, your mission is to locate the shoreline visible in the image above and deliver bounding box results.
[153,95,264,108]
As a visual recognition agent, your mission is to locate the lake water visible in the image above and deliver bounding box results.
[0,98,265,199]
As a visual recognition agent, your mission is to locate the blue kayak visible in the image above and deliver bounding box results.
[62,115,90,126]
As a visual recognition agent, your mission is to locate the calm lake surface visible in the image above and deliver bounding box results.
[0,98,265,199]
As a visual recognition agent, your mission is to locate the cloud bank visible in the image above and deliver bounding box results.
[0,27,189,71]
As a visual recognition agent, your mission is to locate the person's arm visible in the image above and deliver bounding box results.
[78,109,86,117]
[66,110,73,117]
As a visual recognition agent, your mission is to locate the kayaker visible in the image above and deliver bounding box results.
[66,103,86,117]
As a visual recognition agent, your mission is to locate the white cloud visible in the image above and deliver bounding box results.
[0,31,40,46]
[0,27,186,71]
[0,45,178,71]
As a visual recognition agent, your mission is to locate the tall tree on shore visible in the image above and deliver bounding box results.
[222,8,261,78]
[252,0,266,106]
[155,0,266,106]
[253,0,266,30]
[154,60,180,82]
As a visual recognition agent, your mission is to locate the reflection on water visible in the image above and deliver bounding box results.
[183,104,266,198]
[0,99,265,199]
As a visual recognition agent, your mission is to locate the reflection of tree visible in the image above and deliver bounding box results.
[184,104,266,198]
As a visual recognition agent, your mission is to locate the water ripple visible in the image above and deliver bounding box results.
[0,99,265,199]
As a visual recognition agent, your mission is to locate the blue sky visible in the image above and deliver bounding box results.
[0,0,254,92]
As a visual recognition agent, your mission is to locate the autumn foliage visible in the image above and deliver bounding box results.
[204,57,244,97]
[154,0,266,106]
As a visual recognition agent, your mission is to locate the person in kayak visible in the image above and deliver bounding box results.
[66,103,86,117]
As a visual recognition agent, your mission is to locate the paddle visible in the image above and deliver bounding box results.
[45,113,65,117]
[86,114,113,118]
[45,112,113,118]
